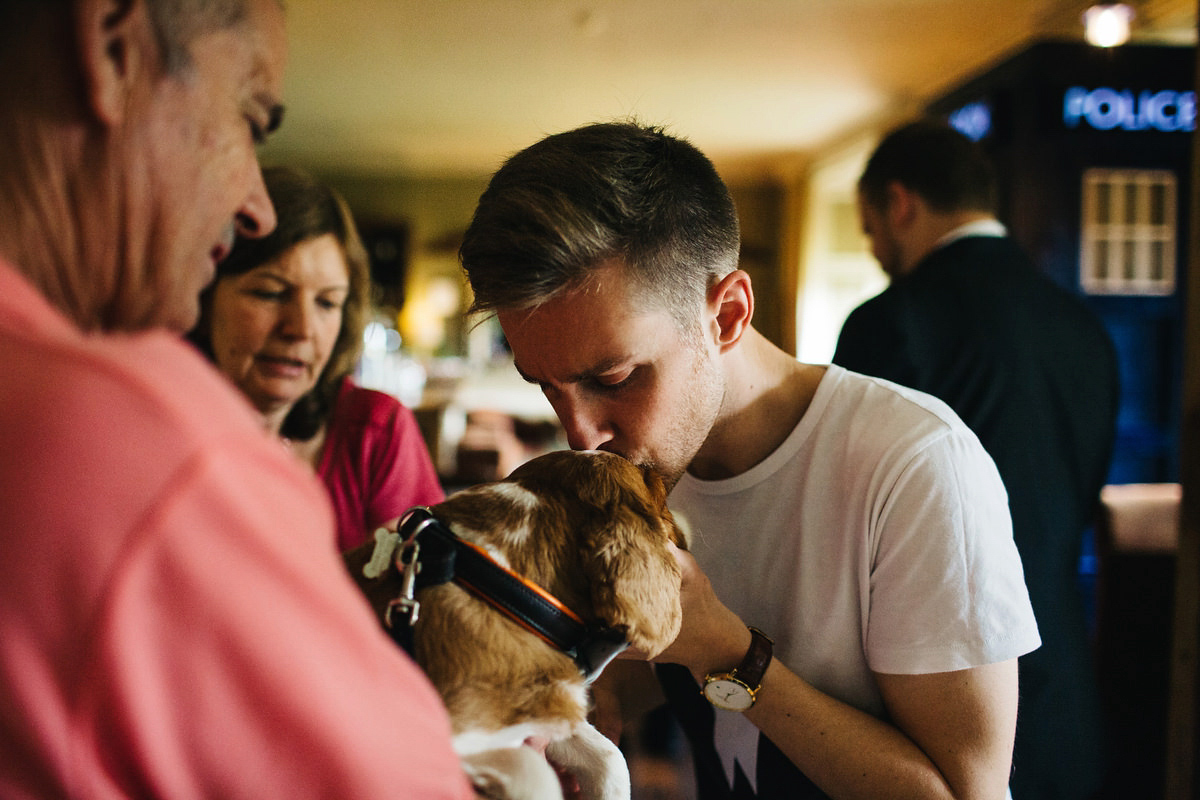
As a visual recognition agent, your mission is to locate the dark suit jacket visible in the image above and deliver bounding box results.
[834,234,1119,800]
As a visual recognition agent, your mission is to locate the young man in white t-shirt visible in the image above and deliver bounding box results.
[460,120,1040,800]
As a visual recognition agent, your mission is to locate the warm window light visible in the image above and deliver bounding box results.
[1083,3,1135,47]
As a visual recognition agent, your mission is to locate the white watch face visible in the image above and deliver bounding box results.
[704,677,755,711]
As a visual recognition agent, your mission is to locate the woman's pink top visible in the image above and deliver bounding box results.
[318,378,444,551]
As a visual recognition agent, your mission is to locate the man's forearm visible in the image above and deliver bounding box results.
[743,659,1016,800]
[745,660,952,799]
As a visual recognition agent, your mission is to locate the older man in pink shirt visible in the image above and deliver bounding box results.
[0,1,471,797]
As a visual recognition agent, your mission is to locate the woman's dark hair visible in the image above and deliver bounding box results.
[189,166,372,440]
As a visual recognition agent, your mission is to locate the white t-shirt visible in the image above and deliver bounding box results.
[669,365,1040,790]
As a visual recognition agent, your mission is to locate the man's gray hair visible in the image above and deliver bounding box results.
[145,0,255,74]
[0,0,262,75]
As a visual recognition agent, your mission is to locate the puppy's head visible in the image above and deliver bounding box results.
[501,450,685,659]
[345,450,686,668]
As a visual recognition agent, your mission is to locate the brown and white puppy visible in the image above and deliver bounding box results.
[346,449,686,800]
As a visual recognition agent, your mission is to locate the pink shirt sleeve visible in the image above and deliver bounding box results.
[0,266,471,799]
[75,442,471,799]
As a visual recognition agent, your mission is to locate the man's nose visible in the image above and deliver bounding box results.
[236,166,278,240]
[554,395,613,452]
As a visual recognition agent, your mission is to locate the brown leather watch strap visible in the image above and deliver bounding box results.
[734,626,774,688]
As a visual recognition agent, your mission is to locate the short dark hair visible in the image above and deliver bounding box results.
[858,119,997,215]
[459,120,741,330]
[190,166,372,441]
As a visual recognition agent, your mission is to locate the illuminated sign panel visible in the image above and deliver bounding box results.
[1063,86,1196,132]
[947,101,993,141]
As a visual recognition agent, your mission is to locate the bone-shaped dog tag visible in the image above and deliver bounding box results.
[363,527,401,579]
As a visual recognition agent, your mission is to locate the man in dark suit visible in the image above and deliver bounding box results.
[834,119,1119,800]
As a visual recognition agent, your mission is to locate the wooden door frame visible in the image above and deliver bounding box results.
[1165,8,1200,796]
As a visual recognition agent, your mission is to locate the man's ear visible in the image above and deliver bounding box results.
[885,181,920,230]
[75,0,151,126]
[707,269,754,353]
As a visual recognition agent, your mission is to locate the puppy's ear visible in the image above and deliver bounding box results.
[638,465,669,511]
[530,452,683,655]
[577,497,682,659]
[638,465,690,550]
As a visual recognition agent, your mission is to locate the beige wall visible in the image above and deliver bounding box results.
[315,171,490,356]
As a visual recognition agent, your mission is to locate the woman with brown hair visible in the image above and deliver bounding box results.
[190,166,443,550]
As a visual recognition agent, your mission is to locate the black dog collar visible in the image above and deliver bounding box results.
[385,507,629,680]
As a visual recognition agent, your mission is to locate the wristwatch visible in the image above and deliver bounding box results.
[702,627,774,711]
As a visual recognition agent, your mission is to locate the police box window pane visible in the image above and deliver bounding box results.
[1149,183,1166,226]
[1123,240,1137,281]
[1080,169,1175,296]
[1095,182,1111,225]
[1093,240,1109,281]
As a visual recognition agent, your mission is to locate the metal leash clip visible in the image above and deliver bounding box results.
[385,538,422,627]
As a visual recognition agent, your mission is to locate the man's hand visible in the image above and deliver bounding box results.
[649,543,752,681]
